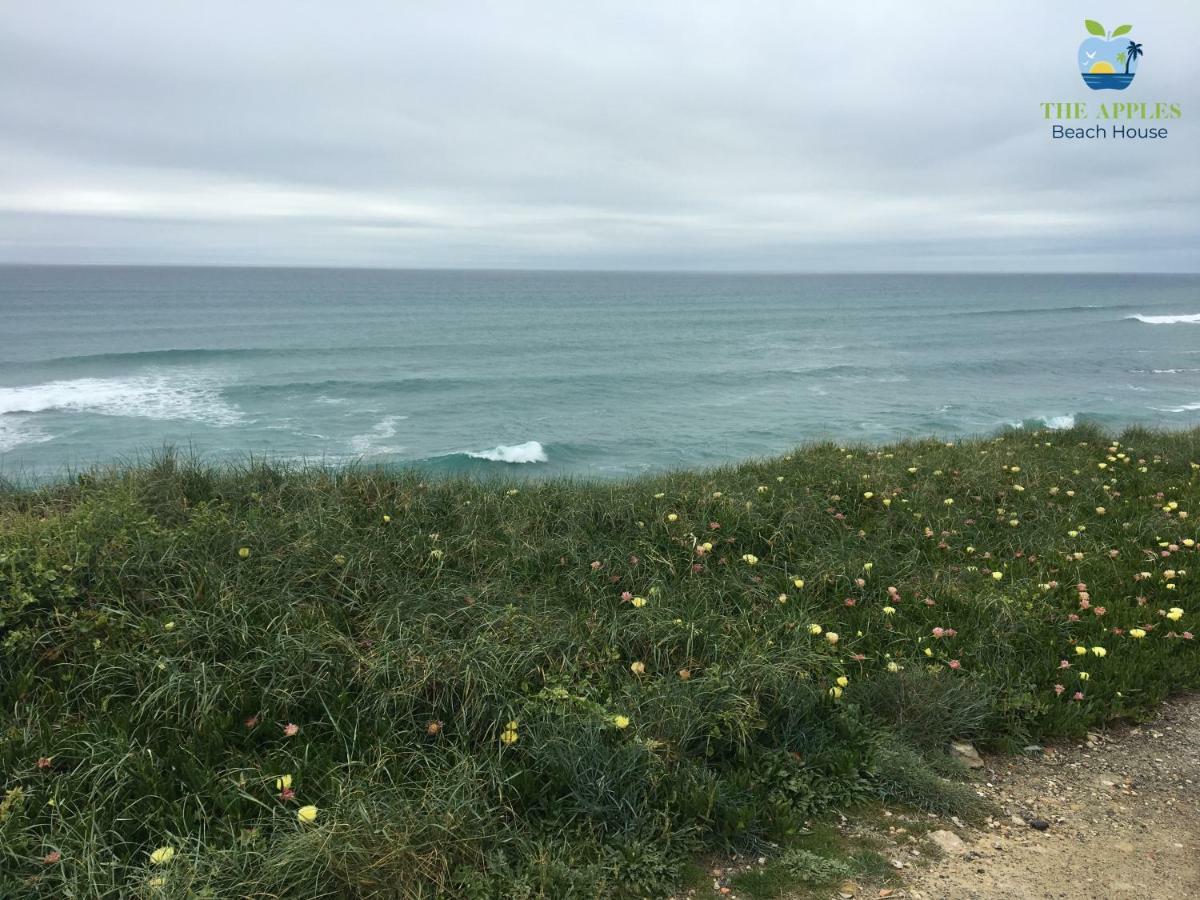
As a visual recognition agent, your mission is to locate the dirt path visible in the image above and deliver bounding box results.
[902,694,1200,900]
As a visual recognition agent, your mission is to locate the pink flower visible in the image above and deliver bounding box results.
[280,787,296,801]
[1067,614,1080,622]
[1184,632,1194,640]
[1093,607,1106,617]
[709,522,721,530]
[949,659,961,670]
[1054,684,1065,696]
[1059,659,1071,669]
[283,723,299,737]
[1073,691,1084,701]
[590,561,601,570]
[1078,597,1090,609]
[887,586,899,597]
[244,715,259,729]
[43,851,61,865]
[36,757,52,770]
[851,653,866,661]
[854,578,865,588]
[1076,582,1088,592]
[844,598,856,607]
[620,591,633,602]
[691,564,704,573]
[932,627,945,638]
[629,555,639,565]
[924,598,936,606]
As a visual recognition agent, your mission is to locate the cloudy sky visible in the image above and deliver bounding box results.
[1,1,1196,271]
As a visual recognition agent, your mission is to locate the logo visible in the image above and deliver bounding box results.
[1079,19,1143,91]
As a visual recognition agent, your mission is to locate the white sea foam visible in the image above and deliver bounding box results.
[0,415,54,452]
[1041,414,1077,429]
[1126,313,1200,324]
[0,375,242,426]
[1155,402,1200,413]
[468,440,548,464]
[348,415,408,455]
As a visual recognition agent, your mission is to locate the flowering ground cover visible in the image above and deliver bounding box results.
[1,425,1197,897]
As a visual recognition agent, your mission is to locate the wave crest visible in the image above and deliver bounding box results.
[467,440,548,464]
[1125,313,1200,325]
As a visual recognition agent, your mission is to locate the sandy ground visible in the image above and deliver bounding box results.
[901,694,1200,900]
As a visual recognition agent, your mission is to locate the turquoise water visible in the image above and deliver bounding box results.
[2,267,1198,480]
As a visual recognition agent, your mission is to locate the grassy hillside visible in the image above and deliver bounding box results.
[1,426,1197,897]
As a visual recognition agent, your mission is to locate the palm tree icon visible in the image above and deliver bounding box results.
[1124,41,1143,74]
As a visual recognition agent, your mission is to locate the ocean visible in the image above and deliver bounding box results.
[2,266,1198,481]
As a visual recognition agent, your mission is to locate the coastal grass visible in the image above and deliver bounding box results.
[1,426,1198,897]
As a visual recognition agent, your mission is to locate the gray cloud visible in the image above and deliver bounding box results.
[1,0,1197,270]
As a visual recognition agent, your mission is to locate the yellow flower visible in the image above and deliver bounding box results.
[712,491,723,498]
[149,846,175,865]
[500,728,519,745]
[924,647,933,657]
[808,624,822,635]
[1167,607,1184,621]
[667,513,678,522]
[836,675,849,688]
[1079,671,1090,680]
[777,594,788,604]
[1090,646,1106,657]
[828,686,843,699]
[237,547,251,559]
[629,661,646,675]
[506,720,519,730]
[793,578,805,589]
[1074,645,1088,656]
[742,554,758,565]
[882,606,896,615]
[757,485,769,494]
[653,492,665,499]
[1129,628,1146,639]
[863,491,874,499]
[163,621,175,631]
[1095,507,1106,515]
[297,805,318,824]
[382,514,391,523]
[943,498,954,506]
[631,596,647,608]
[825,631,839,645]
[612,714,630,729]
[275,774,293,791]
[991,571,1003,581]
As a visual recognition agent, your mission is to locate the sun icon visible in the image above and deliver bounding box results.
[1089,60,1116,74]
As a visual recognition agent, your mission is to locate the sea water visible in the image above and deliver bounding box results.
[2,267,1198,480]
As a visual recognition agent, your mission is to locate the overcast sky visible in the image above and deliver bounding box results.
[1,1,1196,271]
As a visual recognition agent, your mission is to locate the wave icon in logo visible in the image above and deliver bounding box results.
[1079,20,1143,91]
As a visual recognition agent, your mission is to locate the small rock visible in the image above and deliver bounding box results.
[1027,817,1050,831]
[950,741,985,768]
[929,829,967,854]
[837,880,859,898]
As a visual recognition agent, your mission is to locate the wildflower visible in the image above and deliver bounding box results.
[825,631,839,645]
[943,498,954,506]
[932,627,945,638]
[742,554,758,565]
[757,485,769,494]
[297,805,318,824]
[1054,684,1065,696]
[149,846,176,865]
[793,578,805,589]
[36,757,52,770]
[244,715,259,729]
[1096,507,1106,515]
[653,492,665,499]
[382,514,391,523]
[283,723,299,737]
[678,668,691,680]
[1079,671,1090,680]
[836,675,849,688]
[1073,691,1084,701]
[163,621,175,631]
[333,554,346,566]
[949,659,961,670]
[631,596,647,608]
[667,513,678,522]
[612,714,630,729]
[1075,645,1088,656]
[887,661,901,672]
[620,591,633,602]
[777,593,788,604]
[506,489,519,495]
[863,491,874,499]
[426,720,443,736]
[882,606,896,615]
[590,561,601,570]
[1167,607,1184,621]
[923,647,933,657]
[1059,659,1071,668]
[275,774,293,791]
[808,624,822,635]
[238,547,251,559]
[712,491,722,498]
[1129,628,1147,639]
[429,549,443,560]
[629,661,646,675]
[43,851,61,865]
[500,724,519,745]
[829,686,843,699]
